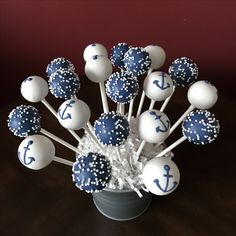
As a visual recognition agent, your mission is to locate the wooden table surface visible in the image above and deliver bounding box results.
[0,81,235,236]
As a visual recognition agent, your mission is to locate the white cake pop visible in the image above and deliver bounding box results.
[143,71,173,102]
[20,76,48,103]
[144,45,166,70]
[57,98,91,130]
[142,157,180,196]
[138,110,170,144]
[18,135,55,170]
[187,80,218,109]
[85,55,112,83]
[83,43,108,62]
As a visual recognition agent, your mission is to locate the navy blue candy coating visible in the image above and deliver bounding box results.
[48,70,80,99]
[72,152,112,193]
[8,105,41,137]
[168,57,198,87]
[182,110,220,145]
[123,47,151,76]
[94,111,130,146]
[106,71,139,104]
[46,57,75,77]
[110,43,131,69]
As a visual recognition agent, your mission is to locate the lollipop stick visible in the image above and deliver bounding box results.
[155,136,187,158]
[160,86,175,112]
[136,140,146,160]
[149,99,155,110]
[120,104,125,115]
[169,104,195,135]
[40,128,83,154]
[136,91,145,117]
[128,99,134,122]
[52,156,74,166]
[68,130,83,143]
[99,82,109,113]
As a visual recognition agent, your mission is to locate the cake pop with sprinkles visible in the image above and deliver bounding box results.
[123,47,151,76]
[46,57,75,77]
[182,110,220,145]
[72,152,112,193]
[8,105,41,137]
[110,43,131,69]
[48,70,80,99]
[83,43,108,62]
[106,71,139,104]
[168,57,199,87]
[94,111,130,147]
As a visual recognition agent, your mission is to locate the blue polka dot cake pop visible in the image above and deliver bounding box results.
[123,47,151,76]
[168,57,199,87]
[106,71,139,104]
[72,152,112,193]
[182,110,220,145]
[110,43,131,69]
[48,70,80,99]
[46,57,75,77]
[94,111,130,146]
[8,105,41,137]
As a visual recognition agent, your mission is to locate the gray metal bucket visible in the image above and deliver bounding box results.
[92,188,152,221]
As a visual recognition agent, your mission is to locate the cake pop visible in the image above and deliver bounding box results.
[156,110,220,158]
[72,152,112,193]
[46,57,75,77]
[85,55,112,113]
[48,70,80,99]
[110,43,131,69]
[94,111,129,147]
[143,71,173,109]
[142,157,180,195]
[83,43,108,62]
[123,47,151,76]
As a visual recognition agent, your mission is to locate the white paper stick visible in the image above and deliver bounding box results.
[120,104,125,115]
[169,104,195,135]
[136,91,146,117]
[68,130,83,143]
[136,140,146,160]
[155,136,187,158]
[160,86,176,112]
[53,156,74,166]
[99,82,109,113]
[40,128,83,154]
[128,98,134,122]
[149,99,155,110]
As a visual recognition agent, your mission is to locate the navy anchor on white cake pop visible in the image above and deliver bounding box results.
[58,100,75,120]
[153,72,171,90]
[153,165,178,193]
[18,140,35,165]
[150,111,170,133]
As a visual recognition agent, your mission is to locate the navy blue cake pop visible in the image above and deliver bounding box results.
[8,105,41,137]
[110,43,131,69]
[182,110,220,145]
[48,70,80,99]
[168,57,199,87]
[46,57,75,77]
[72,152,112,193]
[94,111,130,146]
[106,71,139,104]
[123,47,151,76]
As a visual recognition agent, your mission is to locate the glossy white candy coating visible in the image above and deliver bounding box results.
[144,45,166,70]
[143,71,173,101]
[21,76,48,102]
[57,98,91,130]
[187,80,218,109]
[85,55,112,83]
[83,43,108,62]
[142,157,180,196]
[138,109,170,143]
[17,135,54,170]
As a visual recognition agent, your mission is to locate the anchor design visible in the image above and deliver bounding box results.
[58,100,75,120]
[23,77,33,83]
[153,72,170,90]
[150,111,170,133]
[18,140,35,165]
[153,165,178,193]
